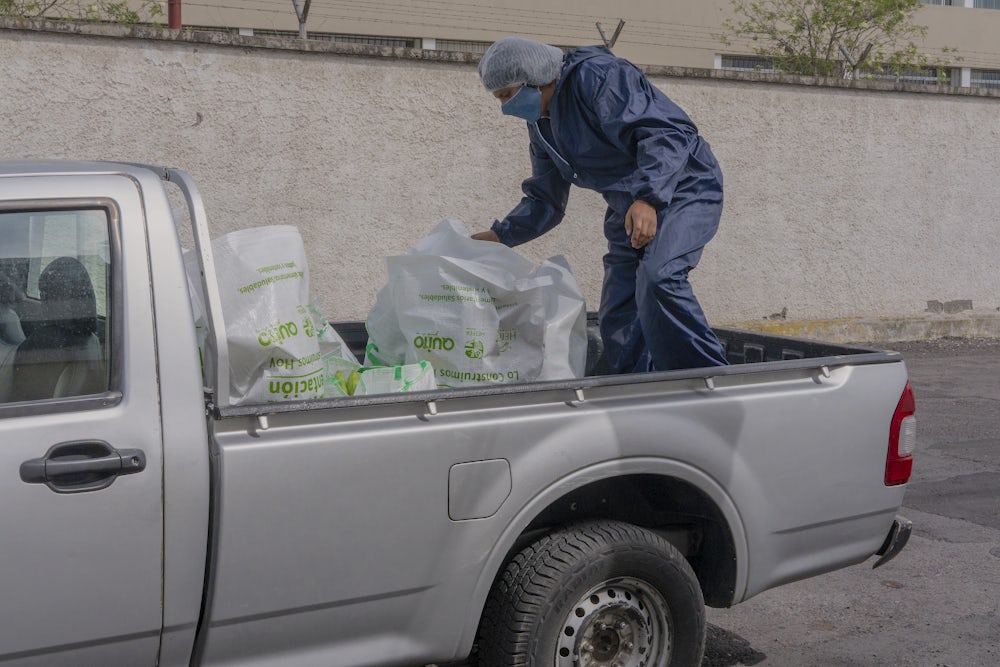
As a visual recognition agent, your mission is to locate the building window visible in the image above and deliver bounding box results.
[325,34,416,48]
[230,27,417,48]
[435,39,490,54]
[970,69,1000,88]
[862,65,944,85]
[719,55,777,72]
[973,0,1000,9]
[251,28,302,39]
[251,30,415,48]
[183,24,239,36]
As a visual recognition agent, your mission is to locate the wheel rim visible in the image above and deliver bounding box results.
[554,576,670,667]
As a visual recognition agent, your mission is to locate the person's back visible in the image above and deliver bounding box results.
[549,45,706,190]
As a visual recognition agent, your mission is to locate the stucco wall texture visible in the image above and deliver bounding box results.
[2,25,999,327]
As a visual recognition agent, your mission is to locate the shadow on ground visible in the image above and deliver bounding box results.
[432,623,768,667]
[702,623,767,666]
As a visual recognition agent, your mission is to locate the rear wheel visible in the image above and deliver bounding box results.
[476,520,706,666]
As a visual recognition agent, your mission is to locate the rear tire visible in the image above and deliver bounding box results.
[476,520,706,666]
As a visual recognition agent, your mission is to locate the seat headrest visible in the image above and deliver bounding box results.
[0,306,25,346]
[38,257,97,336]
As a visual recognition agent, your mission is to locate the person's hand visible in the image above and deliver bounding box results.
[472,230,501,243]
[624,200,657,249]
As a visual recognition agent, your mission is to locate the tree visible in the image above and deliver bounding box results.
[721,0,955,79]
[0,1,165,25]
[291,0,312,39]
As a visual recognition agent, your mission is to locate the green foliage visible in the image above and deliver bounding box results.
[1,0,165,24]
[720,0,958,78]
[1,1,62,17]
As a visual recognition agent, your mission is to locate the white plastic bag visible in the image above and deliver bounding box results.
[365,219,587,388]
[187,230,431,402]
[358,361,437,394]
[210,225,327,404]
[325,359,438,397]
[310,303,362,394]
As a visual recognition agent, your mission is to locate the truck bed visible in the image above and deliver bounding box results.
[214,314,898,418]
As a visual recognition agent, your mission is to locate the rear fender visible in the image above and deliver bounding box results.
[456,457,747,656]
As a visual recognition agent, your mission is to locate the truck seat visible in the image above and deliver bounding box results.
[0,305,26,402]
[11,257,106,402]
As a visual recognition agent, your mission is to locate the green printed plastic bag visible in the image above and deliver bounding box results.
[358,360,436,394]
[365,219,587,388]
[210,226,327,404]
[311,303,362,393]
[325,358,437,397]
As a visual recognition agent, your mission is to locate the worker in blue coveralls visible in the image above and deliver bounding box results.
[472,37,729,373]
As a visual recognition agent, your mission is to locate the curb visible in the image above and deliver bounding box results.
[722,312,1000,344]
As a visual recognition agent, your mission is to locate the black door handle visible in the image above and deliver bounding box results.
[20,440,146,494]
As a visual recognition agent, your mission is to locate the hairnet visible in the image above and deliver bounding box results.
[478,37,564,91]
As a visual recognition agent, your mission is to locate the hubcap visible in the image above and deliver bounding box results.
[554,577,670,666]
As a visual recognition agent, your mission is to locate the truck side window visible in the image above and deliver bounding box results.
[0,209,111,404]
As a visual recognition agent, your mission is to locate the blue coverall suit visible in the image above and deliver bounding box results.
[490,46,729,373]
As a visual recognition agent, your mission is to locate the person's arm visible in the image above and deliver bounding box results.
[485,132,571,247]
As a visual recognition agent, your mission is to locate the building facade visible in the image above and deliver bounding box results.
[173,0,1000,88]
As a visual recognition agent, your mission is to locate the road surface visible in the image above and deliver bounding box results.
[704,337,1000,667]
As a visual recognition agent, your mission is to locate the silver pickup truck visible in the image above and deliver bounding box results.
[0,161,913,667]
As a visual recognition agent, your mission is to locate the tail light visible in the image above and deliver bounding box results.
[885,382,916,486]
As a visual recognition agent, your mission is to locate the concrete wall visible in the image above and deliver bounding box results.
[2,21,999,337]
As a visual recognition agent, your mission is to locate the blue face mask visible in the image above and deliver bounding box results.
[501,85,542,123]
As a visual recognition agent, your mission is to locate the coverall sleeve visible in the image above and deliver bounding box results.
[592,63,697,211]
[490,132,571,247]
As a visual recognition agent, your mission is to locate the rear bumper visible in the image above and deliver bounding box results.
[872,515,912,569]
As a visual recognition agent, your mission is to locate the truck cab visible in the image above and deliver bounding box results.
[0,163,208,666]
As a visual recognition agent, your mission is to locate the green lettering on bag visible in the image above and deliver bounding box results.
[413,334,455,351]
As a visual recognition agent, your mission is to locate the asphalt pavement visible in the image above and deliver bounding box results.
[703,337,1000,667]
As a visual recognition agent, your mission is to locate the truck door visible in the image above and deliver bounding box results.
[0,189,163,664]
